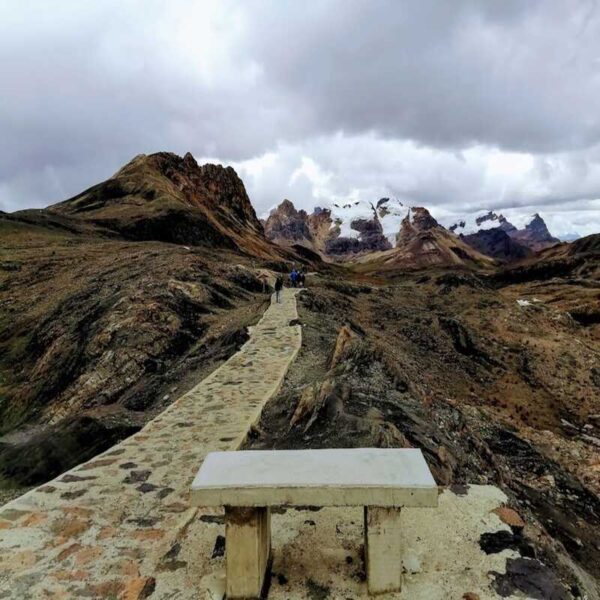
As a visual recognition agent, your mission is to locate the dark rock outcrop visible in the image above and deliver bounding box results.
[264,199,312,244]
[325,224,391,255]
[462,229,532,261]
[342,216,391,254]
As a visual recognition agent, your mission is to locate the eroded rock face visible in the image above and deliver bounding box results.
[396,207,440,246]
[308,207,335,252]
[264,200,312,244]
[264,199,393,256]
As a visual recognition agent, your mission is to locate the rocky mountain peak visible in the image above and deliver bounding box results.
[278,199,303,215]
[183,151,197,168]
[264,200,312,243]
[396,207,440,246]
[94,151,260,227]
[525,213,551,235]
[47,151,277,253]
[411,206,439,231]
[450,209,559,258]
[510,213,560,251]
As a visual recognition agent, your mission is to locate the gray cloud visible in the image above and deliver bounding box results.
[1,0,599,237]
[243,0,600,152]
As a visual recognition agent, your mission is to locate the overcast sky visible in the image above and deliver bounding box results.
[2,0,600,237]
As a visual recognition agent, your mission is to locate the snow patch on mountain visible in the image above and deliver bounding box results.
[327,197,411,245]
[448,210,513,235]
[374,198,412,245]
[329,200,373,239]
[448,210,554,235]
[447,209,560,256]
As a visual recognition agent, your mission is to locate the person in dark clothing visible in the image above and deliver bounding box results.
[274,275,283,303]
[298,267,306,287]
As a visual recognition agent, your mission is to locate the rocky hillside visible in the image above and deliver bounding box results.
[0,153,318,495]
[460,228,532,261]
[349,227,496,272]
[450,211,560,259]
[265,198,494,268]
[247,264,600,597]
[494,233,600,282]
[49,152,278,257]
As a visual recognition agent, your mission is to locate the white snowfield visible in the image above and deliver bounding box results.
[327,197,412,245]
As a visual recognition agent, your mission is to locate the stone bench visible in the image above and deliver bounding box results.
[191,448,438,598]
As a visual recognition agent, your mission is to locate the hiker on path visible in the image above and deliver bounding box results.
[298,267,306,287]
[290,268,298,288]
[274,275,283,303]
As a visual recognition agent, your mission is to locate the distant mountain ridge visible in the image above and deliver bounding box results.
[264,198,564,265]
[264,198,494,269]
[449,210,560,259]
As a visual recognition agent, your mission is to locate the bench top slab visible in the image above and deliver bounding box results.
[190,448,438,508]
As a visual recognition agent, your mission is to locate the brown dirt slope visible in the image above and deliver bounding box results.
[247,266,600,598]
[0,213,283,492]
[348,228,496,272]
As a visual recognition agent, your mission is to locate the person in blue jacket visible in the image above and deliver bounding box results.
[290,267,298,288]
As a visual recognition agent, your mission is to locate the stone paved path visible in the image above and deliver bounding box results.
[0,289,301,599]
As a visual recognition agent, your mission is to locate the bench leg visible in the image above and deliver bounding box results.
[225,506,271,599]
[364,506,402,595]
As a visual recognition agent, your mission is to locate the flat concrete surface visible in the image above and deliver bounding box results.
[191,448,438,507]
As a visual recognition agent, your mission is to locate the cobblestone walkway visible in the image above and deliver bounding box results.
[0,289,301,599]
